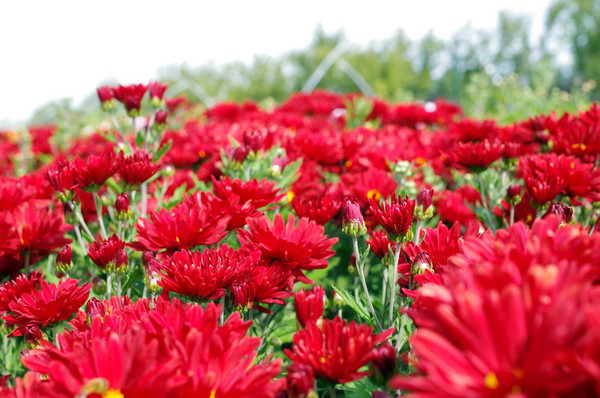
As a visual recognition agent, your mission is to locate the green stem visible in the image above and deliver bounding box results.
[389,241,402,327]
[93,192,108,240]
[141,182,148,218]
[330,386,336,398]
[510,205,515,225]
[353,237,383,331]
[68,201,94,240]
[413,219,422,245]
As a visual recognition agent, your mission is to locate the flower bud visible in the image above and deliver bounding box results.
[227,146,250,168]
[369,342,397,386]
[92,277,107,295]
[115,192,132,221]
[154,109,167,130]
[56,245,72,274]
[411,251,433,275]
[270,336,282,347]
[243,128,266,153]
[414,188,434,220]
[63,203,77,225]
[506,184,523,205]
[342,197,367,237]
[96,86,115,112]
[286,363,315,398]
[269,155,289,177]
[544,202,573,225]
[149,81,168,108]
[331,290,344,307]
[86,297,106,325]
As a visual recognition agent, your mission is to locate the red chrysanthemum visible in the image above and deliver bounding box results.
[117,150,160,190]
[230,262,295,313]
[446,138,505,171]
[340,168,398,208]
[22,298,284,398]
[366,229,396,259]
[2,278,90,337]
[0,271,43,315]
[285,316,394,384]
[292,196,341,225]
[392,217,600,396]
[44,160,78,201]
[158,245,260,300]
[111,83,148,116]
[237,214,338,283]
[132,203,230,252]
[294,285,325,328]
[72,149,117,191]
[369,195,416,241]
[87,234,128,273]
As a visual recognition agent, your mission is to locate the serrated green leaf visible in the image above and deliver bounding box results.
[153,139,172,163]
[332,285,372,324]
[121,264,144,292]
[277,158,302,189]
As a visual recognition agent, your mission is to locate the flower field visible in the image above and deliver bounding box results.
[1,83,600,397]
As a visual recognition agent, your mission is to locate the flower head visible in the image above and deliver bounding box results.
[116,150,159,190]
[285,316,394,384]
[447,139,504,172]
[158,245,260,300]
[292,196,341,226]
[148,81,168,107]
[55,245,72,274]
[96,86,115,111]
[294,285,325,328]
[44,160,78,202]
[111,84,148,117]
[72,150,117,191]
[369,195,416,242]
[342,197,367,237]
[237,214,338,283]
[2,278,90,337]
[366,230,396,259]
[87,234,128,273]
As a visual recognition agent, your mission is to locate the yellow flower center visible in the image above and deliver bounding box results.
[287,191,295,203]
[176,236,180,243]
[104,390,124,398]
[345,160,352,168]
[199,150,207,158]
[571,143,587,152]
[416,157,426,166]
[366,189,381,202]
[210,390,216,398]
[484,372,499,389]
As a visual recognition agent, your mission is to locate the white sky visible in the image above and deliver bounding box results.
[0,0,551,127]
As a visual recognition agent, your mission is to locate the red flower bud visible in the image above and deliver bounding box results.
[227,146,250,163]
[544,203,573,224]
[96,86,113,104]
[24,325,44,345]
[148,81,168,100]
[243,128,266,152]
[111,83,148,117]
[56,245,72,273]
[410,251,432,275]
[92,277,107,295]
[342,197,367,237]
[88,235,127,273]
[369,342,397,386]
[115,192,132,221]
[416,188,433,210]
[86,297,106,320]
[154,109,168,126]
[507,184,522,199]
[286,363,315,398]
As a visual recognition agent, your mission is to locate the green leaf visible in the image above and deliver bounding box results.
[121,264,145,292]
[153,139,172,163]
[277,158,302,189]
[332,285,372,324]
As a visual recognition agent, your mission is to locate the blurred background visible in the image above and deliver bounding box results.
[1,0,598,127]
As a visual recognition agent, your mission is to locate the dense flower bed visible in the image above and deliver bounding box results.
[1,85,600,397]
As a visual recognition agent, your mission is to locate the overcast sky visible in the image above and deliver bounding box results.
[0,0,551,127]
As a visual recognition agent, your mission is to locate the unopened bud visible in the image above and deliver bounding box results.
[414,188,434,220]
[544,203,573,225]
[369,342,397,386]
[342,197,367,237]
[506,184,523,206]
[56,245,73,274]
[411,251,433,275]
[115,192,132,221]
[92,277,107,295]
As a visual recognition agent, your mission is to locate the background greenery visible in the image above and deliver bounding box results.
[30,0,599,126]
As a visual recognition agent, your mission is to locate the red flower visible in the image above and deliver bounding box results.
[44,160,78,202]
[342,197,367,237]
[132,203,229,252]
[72,149,117,191]
[22,298,284,398]
[2,278,90,337]
[285,316,394,384]
[148,81,168,103]
[87,234,128,273]
[519,153,567,206]
[447,139,505,171]
[393,217,600,396]
[0,271,43,315]
[111,84,148,116]
[369,195,416,241]
[117,150,160,190]
[230,262,295,313]
[340,168,398,207]
[435,186,481,226]
[292,196,341,225]
[294,285,325,328]
[237,214,338,283]
[158,245,260,300]
[366,230,396,259]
